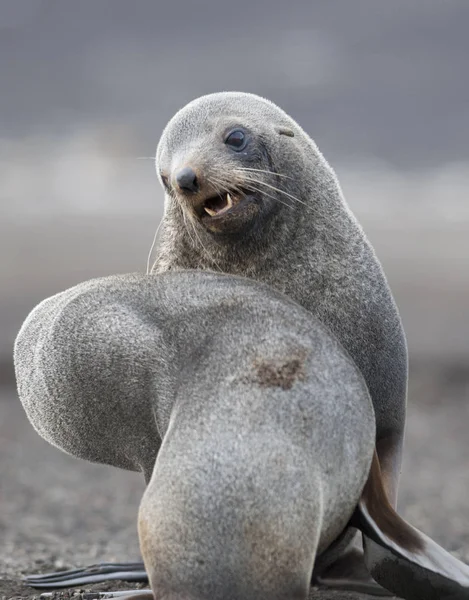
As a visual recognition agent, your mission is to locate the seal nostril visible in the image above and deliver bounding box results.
[176,166,199,193]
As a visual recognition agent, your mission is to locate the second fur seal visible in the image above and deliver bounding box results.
[151,92,407,593]
[153,91,407,504]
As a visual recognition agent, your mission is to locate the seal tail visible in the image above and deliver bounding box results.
[354,451,469,599]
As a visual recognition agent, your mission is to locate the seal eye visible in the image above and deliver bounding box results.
[225,130,246,150]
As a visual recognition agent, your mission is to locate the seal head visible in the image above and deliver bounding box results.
[156,92,307,240]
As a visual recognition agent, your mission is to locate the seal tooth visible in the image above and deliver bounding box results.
[226,193,233,209]
[204,206,218,216]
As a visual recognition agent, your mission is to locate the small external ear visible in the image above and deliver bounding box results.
[277,127,295,137]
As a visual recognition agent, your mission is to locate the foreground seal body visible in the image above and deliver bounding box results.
[153,92,407,513]
[16,271,375,599]
[14,272,469,600]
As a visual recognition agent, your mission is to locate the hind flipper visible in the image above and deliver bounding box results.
[24,562,148,589]
[39,592,153,600]
[313,546,394,596]
[355,451,469,599]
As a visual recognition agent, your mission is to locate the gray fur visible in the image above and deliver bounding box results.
[14,271,376,600]
[153,92,408,483]
[152,92,408,589]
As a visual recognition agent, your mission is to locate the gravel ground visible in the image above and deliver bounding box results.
[1,365,468,600]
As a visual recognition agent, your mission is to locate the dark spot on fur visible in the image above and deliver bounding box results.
[252,352,306,390]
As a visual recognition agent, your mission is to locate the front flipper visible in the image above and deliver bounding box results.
[39,591,153,600]
[355,451,469,600]
[24,562,148,589]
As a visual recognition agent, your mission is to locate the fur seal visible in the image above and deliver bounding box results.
[14,272,469,600]
[152,91,407,505]
[150,92,407,592]
[21,92,405,593]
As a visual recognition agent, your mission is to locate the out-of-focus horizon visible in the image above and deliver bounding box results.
[1,0,469,380]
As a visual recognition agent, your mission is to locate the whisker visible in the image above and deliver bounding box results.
[206,176,227,196]
[186,216,200,250]
[207,174,236,188]
[238,175,307,207]
[207,176,245,197]
[146,217,164,274]
[243,183,294,210]
[189,217,223,273]
[208,174,295,210]
[235,167,293,180]
[182,209,198,251]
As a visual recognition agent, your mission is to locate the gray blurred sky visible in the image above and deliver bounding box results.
[1,0,469,369]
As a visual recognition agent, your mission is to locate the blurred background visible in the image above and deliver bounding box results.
[2,0,469,374]
[1,1,468,597]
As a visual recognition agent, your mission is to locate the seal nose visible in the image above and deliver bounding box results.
[175,166,199,193]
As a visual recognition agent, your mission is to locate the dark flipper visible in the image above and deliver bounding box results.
[40,592,153,600]
[375,431,403,509]
[314,546,394,596]
[355,451,469,600]
[93,593,153,600]
[24,562,148,589]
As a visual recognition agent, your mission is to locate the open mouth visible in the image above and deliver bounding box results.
[192,189,260,230]
[202,192,239,218]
